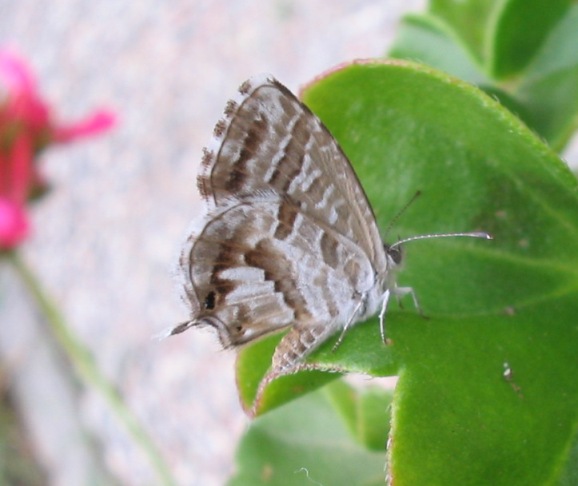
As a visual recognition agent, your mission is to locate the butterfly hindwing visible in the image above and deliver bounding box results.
[181,198,377,349]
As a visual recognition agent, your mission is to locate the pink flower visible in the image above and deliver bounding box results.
[54,110,117,142]
[0,134,32,248]
[0,48,116,250]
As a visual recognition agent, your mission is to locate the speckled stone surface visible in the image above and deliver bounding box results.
[0,2,431,484]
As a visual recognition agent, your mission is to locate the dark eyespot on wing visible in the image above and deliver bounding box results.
[204,291,216,310]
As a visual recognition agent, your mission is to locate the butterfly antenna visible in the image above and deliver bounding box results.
[383,190,422,238]
[390,231,492,249]
[384,191,492,247]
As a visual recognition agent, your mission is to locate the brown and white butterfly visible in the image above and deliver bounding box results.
[172,75,490,376]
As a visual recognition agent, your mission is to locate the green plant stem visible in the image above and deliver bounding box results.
[8,251,176,486]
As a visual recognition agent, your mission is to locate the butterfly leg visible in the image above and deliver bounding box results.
[332,297,366,352]
[378,289,391,343]
[393,285,424,317]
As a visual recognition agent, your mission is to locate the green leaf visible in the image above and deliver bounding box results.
[513,4,578,150]
[325,380,393,451]
[428,0,571,79]
[236,60,578,483]
[387,15,534,131]
[428,0,498,67]
[488,0,571,79]
[389,13,489,86]
[388,5,578,148]
[304,60,578,483]
[228,381,390,486]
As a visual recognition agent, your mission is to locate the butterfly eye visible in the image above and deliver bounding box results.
[204,291,216,310]
[385,244,403,265]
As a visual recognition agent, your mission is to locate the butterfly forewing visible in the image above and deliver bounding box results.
[197,76,386,273]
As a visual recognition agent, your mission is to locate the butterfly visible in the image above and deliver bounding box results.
[172,75,490,376]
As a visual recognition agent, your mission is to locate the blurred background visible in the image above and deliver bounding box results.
[0,1,427,484]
